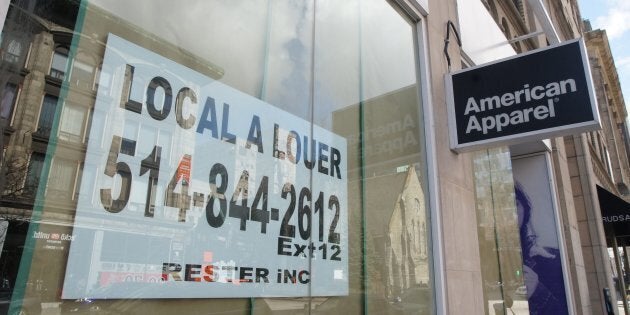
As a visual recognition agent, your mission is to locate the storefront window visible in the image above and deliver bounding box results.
[473,148,529,315]
[0,1,433,314]
[474,146,571,315]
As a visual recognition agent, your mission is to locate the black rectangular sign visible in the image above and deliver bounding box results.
[446,38,600,152]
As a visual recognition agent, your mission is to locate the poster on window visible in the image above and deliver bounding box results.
[512,154,569,315]
[61,34,348,299]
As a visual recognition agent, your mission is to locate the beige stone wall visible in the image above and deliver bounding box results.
[426,0,485,313]
[551,135,591,315]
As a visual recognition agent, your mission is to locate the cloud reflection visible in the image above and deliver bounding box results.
[89,0,416,127]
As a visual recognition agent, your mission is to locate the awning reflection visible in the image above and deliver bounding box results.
[596,185,630,237]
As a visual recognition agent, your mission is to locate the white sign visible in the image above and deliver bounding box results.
[62,34,348,299]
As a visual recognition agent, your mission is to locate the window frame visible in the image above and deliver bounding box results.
[49,46,70,80]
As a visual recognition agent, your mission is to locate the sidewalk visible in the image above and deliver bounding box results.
[619,301,628,315]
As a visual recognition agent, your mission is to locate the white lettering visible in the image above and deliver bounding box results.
[501,93,515,106]
[531,86,545,100]
[560,79,576,94]
[465,97,481,115]
[464,97,558,135]
[463,78,577,115]
[480,96,501,111]
[481,116,496,135]
[466,116,482,134]
[533,104,549,120]
[545,82,560,97]
[496,113,510,132]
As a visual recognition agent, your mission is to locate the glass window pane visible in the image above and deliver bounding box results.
[473,148,530,314]
[316,1,431,314]
[59,103,87,142]
[4,39,22,64]
[36,95,58,137]
[0,1,432,314]
[24,153,45,197]
[72,58,95,90]
[1,83,17,120]
[48,158,76,201]
[51,49,69,79]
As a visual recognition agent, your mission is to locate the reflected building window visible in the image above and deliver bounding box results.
[94,63,112,91]
[50,46,69,80]
[58,102,88,143]
[384,167,429,302]
[83,108,94,143]
[71,52,95,90]
[120,137,137,156]
[2,38,23,64]
[1,83,18,121]
[24,152,45,197]
[48,158,77,200]
[414,198,428,259]
[36,94,58,138]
